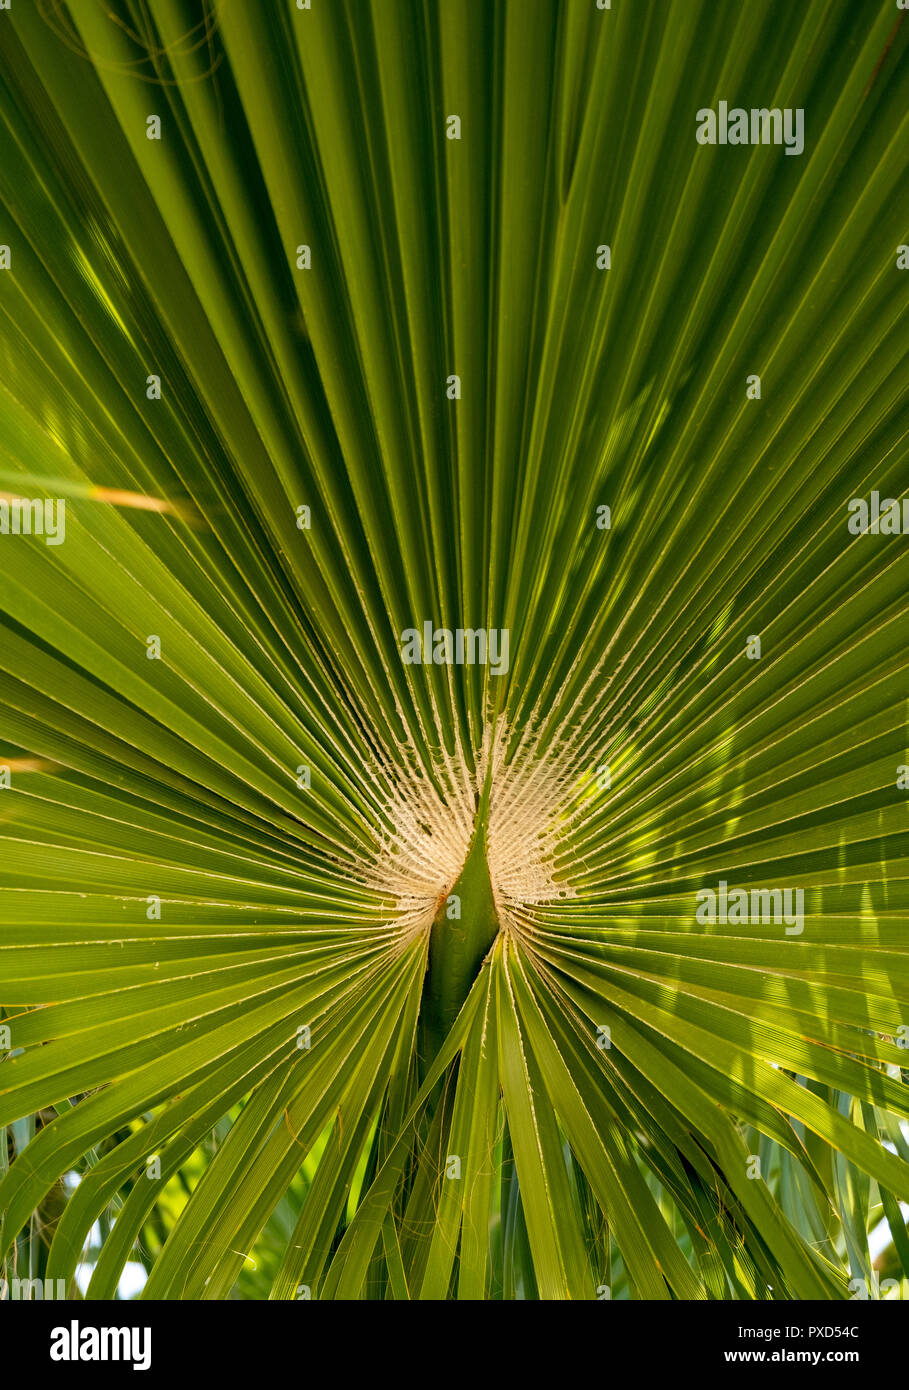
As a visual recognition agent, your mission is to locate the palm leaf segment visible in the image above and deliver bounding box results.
[0,0,907,1301]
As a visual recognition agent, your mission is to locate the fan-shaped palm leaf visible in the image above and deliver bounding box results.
[1,0,908,1301]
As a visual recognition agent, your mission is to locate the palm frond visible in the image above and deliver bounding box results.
[1,0,908,1301]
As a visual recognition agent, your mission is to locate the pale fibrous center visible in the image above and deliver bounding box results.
[357,718,577,950]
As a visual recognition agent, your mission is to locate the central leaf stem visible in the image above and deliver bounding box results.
[421,764,499,1060]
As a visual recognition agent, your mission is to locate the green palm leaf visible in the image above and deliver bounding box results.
[0,0,907,1301]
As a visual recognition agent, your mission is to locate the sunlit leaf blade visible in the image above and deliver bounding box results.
[0,0,907,1301]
